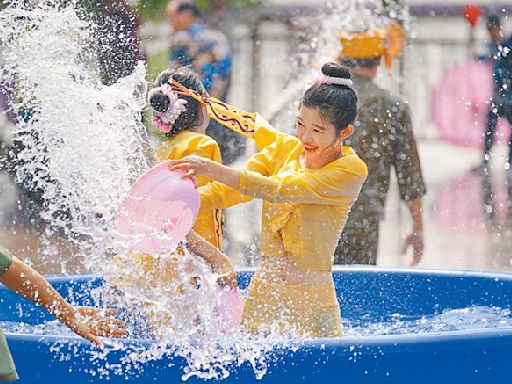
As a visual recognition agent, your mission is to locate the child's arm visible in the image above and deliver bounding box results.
[0,254,126,345]
[185,231,237,288]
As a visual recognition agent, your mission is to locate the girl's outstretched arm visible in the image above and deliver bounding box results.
[1,255,126,346]
[171,80,279,151]
[186,230,234,275]
[170,154,368,205]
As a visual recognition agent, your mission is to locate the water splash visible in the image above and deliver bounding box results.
[0,1,294,380]
[0,1,152,271]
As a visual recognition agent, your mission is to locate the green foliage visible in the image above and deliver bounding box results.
[137,0,261,22]
[137,0,168,21]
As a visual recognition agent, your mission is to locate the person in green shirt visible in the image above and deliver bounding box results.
[334,26,427,266]
[0,246,126,382]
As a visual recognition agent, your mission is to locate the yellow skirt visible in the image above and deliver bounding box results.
[110,251,199,334]
[241,277,342,338]
[110,251,183,288]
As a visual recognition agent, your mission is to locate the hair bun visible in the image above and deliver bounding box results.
[149,89,170,113]
[321,62,351,80]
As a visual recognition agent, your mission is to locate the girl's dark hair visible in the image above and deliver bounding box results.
[149,67,205,138]
[301,62,357,133]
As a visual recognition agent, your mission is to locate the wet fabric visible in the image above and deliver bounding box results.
[335,74,426,264]
[336,208,379,265]
[155,130,223,248]
[483,36,512,162]
[493,36,512,104]
[206,120,246,165]
[0,246,18,382]
[0,247,12,276]
[484,102,512,163]
[241,277,342,338]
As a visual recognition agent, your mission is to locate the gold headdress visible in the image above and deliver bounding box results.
[338,23,406,71]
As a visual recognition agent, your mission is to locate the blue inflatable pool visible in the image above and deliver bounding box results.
[2,267,512,383]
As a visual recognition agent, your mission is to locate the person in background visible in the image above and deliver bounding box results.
[0,246,125,382]
[483,30,512,169]
[165,0,245,164]
[334,27,427,266]
[477,15,503,63]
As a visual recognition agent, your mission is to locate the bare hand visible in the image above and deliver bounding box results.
[402,232,424,266]
[168,155,215,179]
[60,307,126,346]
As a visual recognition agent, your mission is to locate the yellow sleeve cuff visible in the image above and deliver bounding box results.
[199,185,224,210]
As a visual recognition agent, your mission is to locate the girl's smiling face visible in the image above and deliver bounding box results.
[296,104,353,168]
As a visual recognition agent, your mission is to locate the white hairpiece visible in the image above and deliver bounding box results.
[314,73,353,87]
[151,83,188,134]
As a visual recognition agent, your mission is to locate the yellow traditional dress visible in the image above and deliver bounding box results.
[155,130,223,249]
[190,95,368,337]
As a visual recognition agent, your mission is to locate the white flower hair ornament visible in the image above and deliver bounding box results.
[312,72,353,87]
[151,83,188,134]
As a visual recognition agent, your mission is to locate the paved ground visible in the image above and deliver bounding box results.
[379,140,512,272]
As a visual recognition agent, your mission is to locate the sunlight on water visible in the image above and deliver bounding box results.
[5,305,512,338]
[344,306,512,336]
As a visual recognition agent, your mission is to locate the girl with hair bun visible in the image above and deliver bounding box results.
[149,66,223,249]
[113,67,224,303]
[170,62,368,337]
[112,67,229,332]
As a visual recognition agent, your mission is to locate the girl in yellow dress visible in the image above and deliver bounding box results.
[149,67,223,249]
[113,68,224,306]
[170,63,368,338]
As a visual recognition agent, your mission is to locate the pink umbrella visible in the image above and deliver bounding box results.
[432,60,511,148]
[114,161,200,254]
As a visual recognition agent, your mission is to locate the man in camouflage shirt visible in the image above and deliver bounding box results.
[334,28,426,265]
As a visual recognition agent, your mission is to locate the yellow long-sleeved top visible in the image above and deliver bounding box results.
[155,130,223,249]
[193,96,368,270]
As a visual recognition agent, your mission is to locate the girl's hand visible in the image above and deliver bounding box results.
[168,155,217,179]
[59,306,127,346]
[169,156,240,189]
